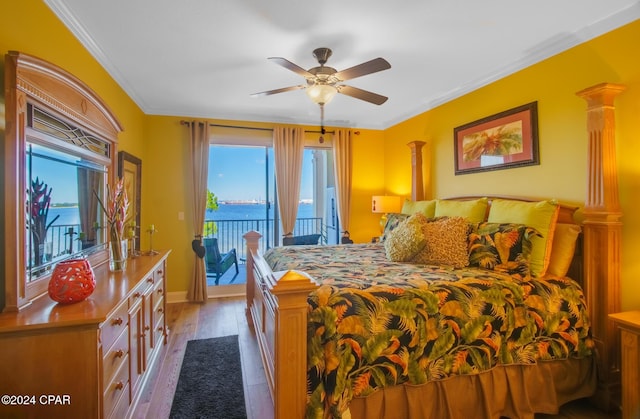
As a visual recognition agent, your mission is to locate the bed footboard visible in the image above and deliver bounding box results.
[244,231,319,419]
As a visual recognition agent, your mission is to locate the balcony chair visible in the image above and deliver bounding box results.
[204,237,239,285]
[282,234,322,246]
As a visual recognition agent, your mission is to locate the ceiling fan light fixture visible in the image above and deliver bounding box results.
[306,84,337,105]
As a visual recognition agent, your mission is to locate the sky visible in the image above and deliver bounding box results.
[207,145,314,202]
[31,144,315,204]
[31,152,80,204]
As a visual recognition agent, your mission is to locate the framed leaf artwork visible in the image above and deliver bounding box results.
[454,102,539,175]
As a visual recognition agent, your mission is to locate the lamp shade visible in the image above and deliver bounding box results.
[371,196,403,214]
[306,84,338,105]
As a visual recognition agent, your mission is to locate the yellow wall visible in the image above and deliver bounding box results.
[384,19,640,310]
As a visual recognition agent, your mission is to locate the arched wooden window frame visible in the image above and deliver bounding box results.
[3,51,123,312]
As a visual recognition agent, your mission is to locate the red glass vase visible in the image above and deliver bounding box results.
[48,259,96,304]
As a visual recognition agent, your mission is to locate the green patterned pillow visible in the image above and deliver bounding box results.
[468,222,541,277]
[487,199,559,277]
[380,213,409,242]
[384,213,428,262]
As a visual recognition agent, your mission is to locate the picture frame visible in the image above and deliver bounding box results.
[118,151,142,250]
[454,101,539,175]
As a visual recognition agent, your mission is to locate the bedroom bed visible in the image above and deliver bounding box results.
[243,83,624,418]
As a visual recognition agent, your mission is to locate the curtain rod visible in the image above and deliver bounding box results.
[179,120,360,135]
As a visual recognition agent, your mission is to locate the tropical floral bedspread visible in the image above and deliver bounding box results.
[264,243,593,419]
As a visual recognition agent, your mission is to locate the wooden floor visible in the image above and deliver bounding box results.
[132,297,621,419]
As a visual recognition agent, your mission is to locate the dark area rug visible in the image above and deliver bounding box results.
[169,335,247,419]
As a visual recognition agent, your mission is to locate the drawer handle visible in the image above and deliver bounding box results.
[112,317,123,326]
[133,292,141,298]
[157,289,164,295]
[147,277,154,283]
[144,325,150,331]
[114,349,125,358]
[114,381,124,391]
[157,270,163,275]
[158,326,164,332]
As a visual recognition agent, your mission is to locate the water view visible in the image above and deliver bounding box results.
[48,202,316,228]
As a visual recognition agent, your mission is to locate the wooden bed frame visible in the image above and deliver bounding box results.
[243,83,625,418]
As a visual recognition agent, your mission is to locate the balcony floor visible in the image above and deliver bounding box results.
[206,262,246,287]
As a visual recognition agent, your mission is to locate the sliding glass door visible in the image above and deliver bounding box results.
[205,142,336,295]
[205,145,275,292]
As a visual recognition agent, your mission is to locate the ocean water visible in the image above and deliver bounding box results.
[209,203,314,220]
[48,203,316,228]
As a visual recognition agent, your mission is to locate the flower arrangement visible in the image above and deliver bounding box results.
[95,177,129,270]
[27,178,60,265]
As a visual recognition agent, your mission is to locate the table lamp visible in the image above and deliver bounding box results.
[372,195,403,232]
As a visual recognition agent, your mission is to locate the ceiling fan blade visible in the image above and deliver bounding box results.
[337,85,388,105]
[268,57,314,78]
[250,85,306,97]
[334,57,391,81]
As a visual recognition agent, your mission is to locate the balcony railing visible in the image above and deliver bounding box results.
[27,224,84,271]
[204,217,323,262]
[35,217,322,268]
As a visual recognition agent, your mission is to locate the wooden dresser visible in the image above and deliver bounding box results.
[0,250,171,419]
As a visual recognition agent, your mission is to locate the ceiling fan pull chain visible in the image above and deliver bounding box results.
[319,104,326,143]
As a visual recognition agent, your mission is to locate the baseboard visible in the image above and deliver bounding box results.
[166,285,245,304]
[166,291,189,303]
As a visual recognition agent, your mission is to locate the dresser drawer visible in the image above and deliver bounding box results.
[103,354,129,418]
[101,301,128,352]
[107,380,131,419]
[103,326,129,389]
[153,312,166,348]
[129,277,152,307]
[154,263,166,285]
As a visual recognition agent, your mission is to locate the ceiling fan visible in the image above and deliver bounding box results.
[251,48,391,137]
[251,47,391,106]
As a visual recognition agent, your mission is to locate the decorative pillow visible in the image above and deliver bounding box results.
[547,223,581,277]
[434,198,488,223]
[468,222,541,277]
[401,199,436,218]
[380,213,409,242]
[487,199,559,277]
[412,216,470,268]
[384,213,429,262]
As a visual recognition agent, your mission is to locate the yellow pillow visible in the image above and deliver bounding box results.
[434,198,488,223]
[401,199,436,218]
[487,199,559,277]
[547,223,581,277]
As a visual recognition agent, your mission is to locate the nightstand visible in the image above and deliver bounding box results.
[609,311,640,419]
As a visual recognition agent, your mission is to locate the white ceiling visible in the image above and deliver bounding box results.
[45,0,640,130]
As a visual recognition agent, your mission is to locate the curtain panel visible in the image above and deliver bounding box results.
[77,167,101,244]
[273,125,305,237]
[186,120,210,302]
[333,129,353,240]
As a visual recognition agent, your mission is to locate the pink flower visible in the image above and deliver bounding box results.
[96,178,129,239]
